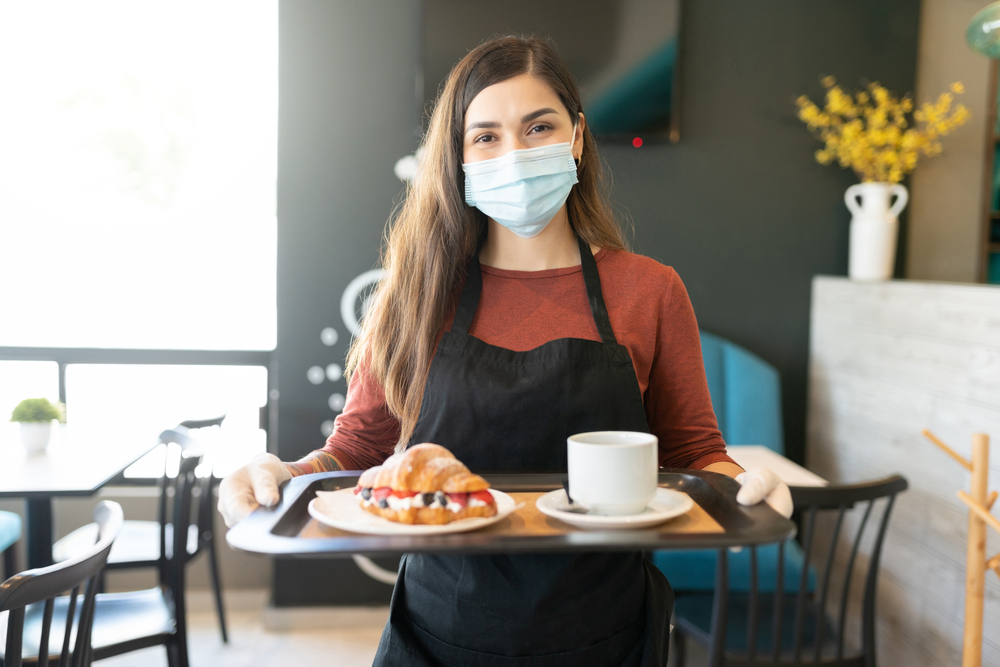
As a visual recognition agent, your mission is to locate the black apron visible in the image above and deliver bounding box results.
[373,237,673,667]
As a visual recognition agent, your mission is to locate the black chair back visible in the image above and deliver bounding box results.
[162,451,201,662]
[693,475,908,667]
[0,501,124,667]
[155,430,205,574]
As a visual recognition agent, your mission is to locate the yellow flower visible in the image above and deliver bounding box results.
[796,76,970,182]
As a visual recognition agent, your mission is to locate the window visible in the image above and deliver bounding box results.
[65,364,267,477]
[0,2,278,476]
[0,0,278,350]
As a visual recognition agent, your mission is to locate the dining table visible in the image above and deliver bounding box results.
[0,423,159,569]
[725,445,828,487]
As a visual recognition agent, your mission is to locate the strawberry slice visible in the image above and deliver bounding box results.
[353,485,361,495]
[373,487,392,501]
[446,492,469,507]
[391,490,418,498]
[470,490,494,504]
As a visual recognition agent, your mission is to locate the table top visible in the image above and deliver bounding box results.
[226,470,797,558]
[726,445,828,487]
[0,423,159,498]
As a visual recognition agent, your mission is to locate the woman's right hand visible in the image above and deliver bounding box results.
[217,453,292,527]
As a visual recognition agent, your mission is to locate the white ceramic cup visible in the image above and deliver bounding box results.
[567,431,658,515]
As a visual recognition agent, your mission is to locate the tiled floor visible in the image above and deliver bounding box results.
[93,589,705,666]
[96,591,386,667]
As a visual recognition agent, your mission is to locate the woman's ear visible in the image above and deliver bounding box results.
[574,112,586,165]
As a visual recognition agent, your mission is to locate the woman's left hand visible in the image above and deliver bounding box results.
[735,467,793,518]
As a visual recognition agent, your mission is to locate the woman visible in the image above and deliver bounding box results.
[219,35,791,666]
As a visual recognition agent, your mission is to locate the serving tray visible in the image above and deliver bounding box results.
[225,469,796,558]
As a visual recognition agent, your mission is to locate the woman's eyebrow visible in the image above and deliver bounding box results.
[465,107,560,134]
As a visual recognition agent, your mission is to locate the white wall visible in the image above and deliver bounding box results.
[807,276,1000,665]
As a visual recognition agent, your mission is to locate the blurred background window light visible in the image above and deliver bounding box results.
[0,0,278,351]
[64,364,268,478]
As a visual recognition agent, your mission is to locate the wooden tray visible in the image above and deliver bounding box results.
[226,469,796,558]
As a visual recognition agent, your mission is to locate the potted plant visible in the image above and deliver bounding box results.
[796,77,971,281]
[10,397,65,453]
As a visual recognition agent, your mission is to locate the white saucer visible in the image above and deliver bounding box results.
[308,488,517,535]
[535,488,693,530]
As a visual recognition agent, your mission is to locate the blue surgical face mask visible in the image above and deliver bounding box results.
[462,127,579,239]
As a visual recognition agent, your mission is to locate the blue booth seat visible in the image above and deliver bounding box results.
[0,510,22,577]
[653,331,815,593]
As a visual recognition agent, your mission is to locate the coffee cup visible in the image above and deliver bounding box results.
[566,431,658,515]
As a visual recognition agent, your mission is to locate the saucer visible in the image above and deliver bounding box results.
[535,488,693,530]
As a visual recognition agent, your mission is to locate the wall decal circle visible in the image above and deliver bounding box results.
[307,366,325,385]
[341,269,386,337]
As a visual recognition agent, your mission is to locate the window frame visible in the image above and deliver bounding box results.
[0,346,275,485]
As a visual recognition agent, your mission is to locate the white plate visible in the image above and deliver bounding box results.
[308,488,518,536]
[535,488,693,530]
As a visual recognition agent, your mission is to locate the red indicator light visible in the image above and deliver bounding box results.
[632,137,643,147]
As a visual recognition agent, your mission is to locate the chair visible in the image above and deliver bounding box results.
[0,512,21,579]
[699,330,783,453]
[30,451,202,667]
[655,331,810,594]
[0,500,124,667]
[672,475,909,667]
[53,417,228,643]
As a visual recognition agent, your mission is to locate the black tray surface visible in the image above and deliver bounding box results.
[226,469,796,558]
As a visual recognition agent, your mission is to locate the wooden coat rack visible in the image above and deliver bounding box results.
[923,430,998,667]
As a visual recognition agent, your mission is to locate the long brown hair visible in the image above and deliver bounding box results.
[346,34,629,449]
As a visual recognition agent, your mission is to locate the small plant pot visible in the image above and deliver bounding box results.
[19,422,52,453]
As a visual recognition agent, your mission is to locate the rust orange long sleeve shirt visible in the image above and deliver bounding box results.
[321,248,735,472]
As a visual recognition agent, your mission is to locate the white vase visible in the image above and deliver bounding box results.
[844,182,908,281]
[19,421,52,453]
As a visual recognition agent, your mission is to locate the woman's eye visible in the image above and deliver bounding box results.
[474,134,495,144]
[530,124,551,134]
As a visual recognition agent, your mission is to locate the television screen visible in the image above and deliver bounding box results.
[422,0,682,144]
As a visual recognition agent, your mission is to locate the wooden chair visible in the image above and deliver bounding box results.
[672,475,908,666]
[54,418,228,643]
[0,500,124,667]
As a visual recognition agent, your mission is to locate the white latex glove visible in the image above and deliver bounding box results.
[735,467,793,519]
[217,453,292,528]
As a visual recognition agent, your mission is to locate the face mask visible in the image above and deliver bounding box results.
[462,127,579,239]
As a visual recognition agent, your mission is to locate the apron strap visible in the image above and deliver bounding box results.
[451,258,482,336]
[578,236,617,345]
[450,235,617,346]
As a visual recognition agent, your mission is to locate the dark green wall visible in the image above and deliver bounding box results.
[597,0,920,466]
[273,0,920,604]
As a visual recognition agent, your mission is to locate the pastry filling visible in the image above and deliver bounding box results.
[354,486,495,511]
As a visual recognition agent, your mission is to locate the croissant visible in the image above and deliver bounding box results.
[353,443,497,525]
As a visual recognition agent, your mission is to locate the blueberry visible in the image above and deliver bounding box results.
[378,498,389,509]
[423,493,435,506]
[435,492,448,506]
[361,488,372,500]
